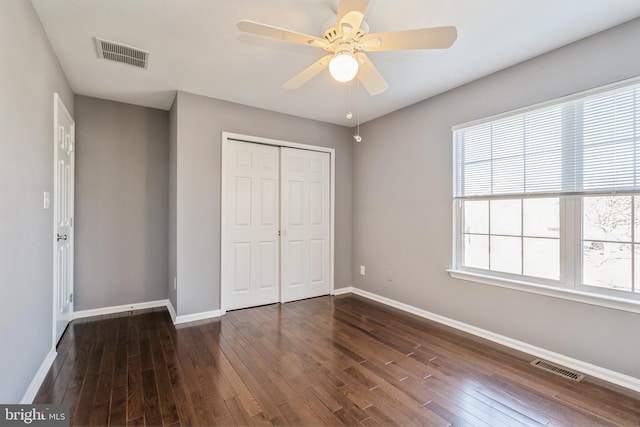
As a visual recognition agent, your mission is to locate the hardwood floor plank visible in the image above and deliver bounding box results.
[72,363,100,425]
[126,416,144,427]
[224,396,252,426]
[424,372,547,426]
[139,316,154,372]
[356,348,529,427]
[109,385,127,427]
[291,386,345,426]
[419,377,528,427]
[188,390,217,426]
[127,349,144,422]
[340,360,450,426]
[307,383,343,413]
[68,321,99,389]
[488,373,620,427]
[227,330,297,404]
[426,399,481,427]
[72,320,107,426]
[156,315,200,427]
[33,351,69,403]
[410,347,553,425]
[112,317,129,389]
[276,399,322,426]
[307,381,370,424]
[34,351,75,404]
[60,381,81,425]
[89,400,110,426]
[34,295,640,426]
[203,339,263,419]
[361,405,408,427]
[94,372,114,406]
[127,315,141,358]
[175,355,217,425]
[48,323,81,392]
[141,368,163,427]
[188,325,236,416]
[227,314,347,425]
[216,332,289,423]
[148,313,180,426]
[553,381,640,424]
[472,381,552,425]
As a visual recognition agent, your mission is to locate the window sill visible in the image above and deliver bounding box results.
[447,269,640,315]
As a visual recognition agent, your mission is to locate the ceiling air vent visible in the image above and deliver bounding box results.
[95,38,149,69]
[531,359,585,382]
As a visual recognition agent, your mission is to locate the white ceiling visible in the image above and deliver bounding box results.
[31,0,640,126]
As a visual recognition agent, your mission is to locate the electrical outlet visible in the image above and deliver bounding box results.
[360,265,365,275]
[173,277,177,290]
[386,270,393,281]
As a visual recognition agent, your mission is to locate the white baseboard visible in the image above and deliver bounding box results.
[348,287,640,393]
[174,309,222,325]
[73,299,169,320]
[332,286,354,296]
[72,298,221,325]
[21,347,56,404]
[167,299,177,323]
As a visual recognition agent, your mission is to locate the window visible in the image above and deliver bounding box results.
[452,78,640,307]
[462,198,560,280]
[582,195,640,292]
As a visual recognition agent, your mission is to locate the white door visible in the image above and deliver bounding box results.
[53,93,74,344]
[280,148,331,302]
[221,140,280,310]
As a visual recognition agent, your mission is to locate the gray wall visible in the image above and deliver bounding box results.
[74,96,169,310]
[174,92,353,316]
[353,17,640,379]
[0,0,74,403]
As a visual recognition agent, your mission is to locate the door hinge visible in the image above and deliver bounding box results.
[69,293,73,303]
[70,217,73,227]
[278,230,281,237]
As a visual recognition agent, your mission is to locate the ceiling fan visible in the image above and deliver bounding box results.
[237,0,457,95]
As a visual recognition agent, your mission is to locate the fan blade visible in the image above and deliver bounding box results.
[283,55,333,89]
[336,0,369,35]
[237,20,330,50]
[361,26,457,51]
[356,53,388,95]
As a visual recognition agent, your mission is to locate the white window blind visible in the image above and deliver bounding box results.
[454,82,640,198]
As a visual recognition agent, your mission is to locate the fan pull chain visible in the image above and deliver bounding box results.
[354,80,362,142]
[346,82,353,120]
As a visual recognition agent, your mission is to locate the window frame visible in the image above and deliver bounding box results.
[449,76,640,314]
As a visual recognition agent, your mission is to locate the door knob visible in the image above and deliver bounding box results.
[57,234,68,241]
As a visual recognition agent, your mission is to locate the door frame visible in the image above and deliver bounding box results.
[220,131,336,314]
[52,93,75,347]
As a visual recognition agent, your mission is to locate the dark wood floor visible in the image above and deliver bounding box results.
[35,295,640,426]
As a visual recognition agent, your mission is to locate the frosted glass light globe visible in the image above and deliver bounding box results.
[329,53,359,83]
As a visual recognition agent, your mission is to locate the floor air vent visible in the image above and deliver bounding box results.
[531,359,585,381]
[95,38,149,69]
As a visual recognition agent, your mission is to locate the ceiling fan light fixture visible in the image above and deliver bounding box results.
[329,52,359,83]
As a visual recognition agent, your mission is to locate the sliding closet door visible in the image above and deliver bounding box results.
[280,147,331,303]
[221,140,280,311]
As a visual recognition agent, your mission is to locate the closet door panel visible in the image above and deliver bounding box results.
[280,147,331,302]
[222,140,280,310]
